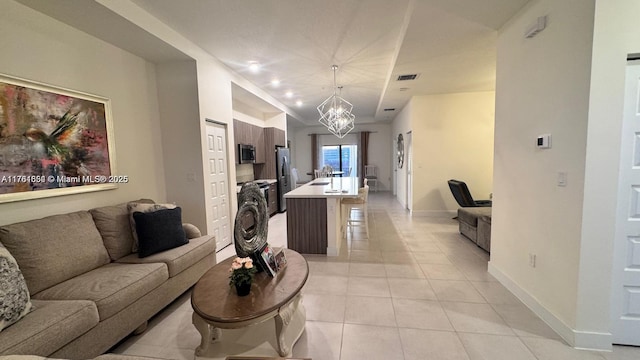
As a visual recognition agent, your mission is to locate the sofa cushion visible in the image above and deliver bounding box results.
[33,263,168,321]
[0,299,98,356]
[127,202,174,253]
[0,245,32,332]
[89,198,155,261]
[479,215,492,225]
[457,207,492,227]
[95,356,171,360]
[90,203,135,261]
[134,207,188,258]
[0,211,111,295]
[117,235,215,277]
[477,216,492,252]
[182,223,202,239]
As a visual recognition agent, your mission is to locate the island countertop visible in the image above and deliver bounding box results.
[285,177,359,198]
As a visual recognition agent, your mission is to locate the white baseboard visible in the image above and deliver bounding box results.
[488,262,612,351]
[573,330,612,352]
[326,247,339,256]
[411,210,456,217]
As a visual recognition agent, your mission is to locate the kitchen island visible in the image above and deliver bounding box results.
[284,177,359,255]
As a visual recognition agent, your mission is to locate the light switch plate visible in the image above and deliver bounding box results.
[557,172,567,187]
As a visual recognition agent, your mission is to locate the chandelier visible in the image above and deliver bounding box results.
[317,65,355,138]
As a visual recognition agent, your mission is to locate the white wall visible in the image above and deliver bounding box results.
[0,1,166,225]
[232,101,265,127]
[265,113,287,131]
[96,0,298,233]
[155,61,207,231]
[411,92,494,215]
[391,92,494,215]
[288,126,308,180]
[290,124,392,187]
[194,59,237,230]
[489,0,595,346]
[575,0,640,349]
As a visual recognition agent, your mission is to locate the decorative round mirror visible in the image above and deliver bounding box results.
[397,133,404,169]
[234,183,268,258]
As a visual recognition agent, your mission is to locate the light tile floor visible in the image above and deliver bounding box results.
[112,192,640,360]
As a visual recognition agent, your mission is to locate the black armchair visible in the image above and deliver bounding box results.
[447,179,492,207]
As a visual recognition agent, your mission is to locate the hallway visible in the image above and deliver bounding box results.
[113,192,639,360]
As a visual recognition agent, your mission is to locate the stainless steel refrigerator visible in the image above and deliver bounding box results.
[276,146,292,212]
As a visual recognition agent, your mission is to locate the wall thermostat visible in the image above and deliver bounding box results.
[537,134,551,149]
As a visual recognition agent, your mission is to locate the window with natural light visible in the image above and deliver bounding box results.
[321,144,357,176]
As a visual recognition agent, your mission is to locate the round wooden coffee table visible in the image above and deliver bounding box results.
[191,249,308,357]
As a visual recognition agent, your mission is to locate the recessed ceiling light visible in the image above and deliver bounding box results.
[271,79,280,87]
[296,100,303,107]
[285,91,293,98]
[248,61,260,72]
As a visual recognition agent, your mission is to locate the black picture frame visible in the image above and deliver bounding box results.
[256,243,277,277]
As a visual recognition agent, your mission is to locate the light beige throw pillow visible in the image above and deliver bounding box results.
[0,245,33,332]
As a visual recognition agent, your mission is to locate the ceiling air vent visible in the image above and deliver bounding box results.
[397,74,419,81]
[384,108,396,112]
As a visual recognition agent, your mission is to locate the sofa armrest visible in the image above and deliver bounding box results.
[182,223,201,239]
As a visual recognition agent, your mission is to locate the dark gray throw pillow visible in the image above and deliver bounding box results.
[134,207,188,258]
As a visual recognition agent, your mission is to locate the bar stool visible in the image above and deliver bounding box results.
[364,165,378,192]
[341,178,369,239]
[291,168,308,189]
[321,165,333,177]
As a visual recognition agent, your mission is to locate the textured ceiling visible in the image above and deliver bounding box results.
[18,0,530,125]
[131,0,529,124]
[377,1,501,120]
[131,0,411,124]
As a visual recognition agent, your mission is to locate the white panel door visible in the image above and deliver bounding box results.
[206,122,231,251]
[612,61,640,345]
[406,131,413,212]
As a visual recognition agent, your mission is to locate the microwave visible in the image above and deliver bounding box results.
[238,144,256,164]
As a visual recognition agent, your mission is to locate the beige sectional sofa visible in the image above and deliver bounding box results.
[0,200,216,359]
[457,207,492,253]
[3,355,163,360]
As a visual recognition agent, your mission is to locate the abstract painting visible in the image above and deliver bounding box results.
[0,74,116,203]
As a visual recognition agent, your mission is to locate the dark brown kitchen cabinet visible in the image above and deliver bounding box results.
[255,127,286,179]
[234,120,286,176]
[233,119,252,146]
[265,127,286,148]
[234,119,267,164]
[234,119,252,163]
[274,128,286,147]
[252,125,266,163]
[268,183,278,216]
